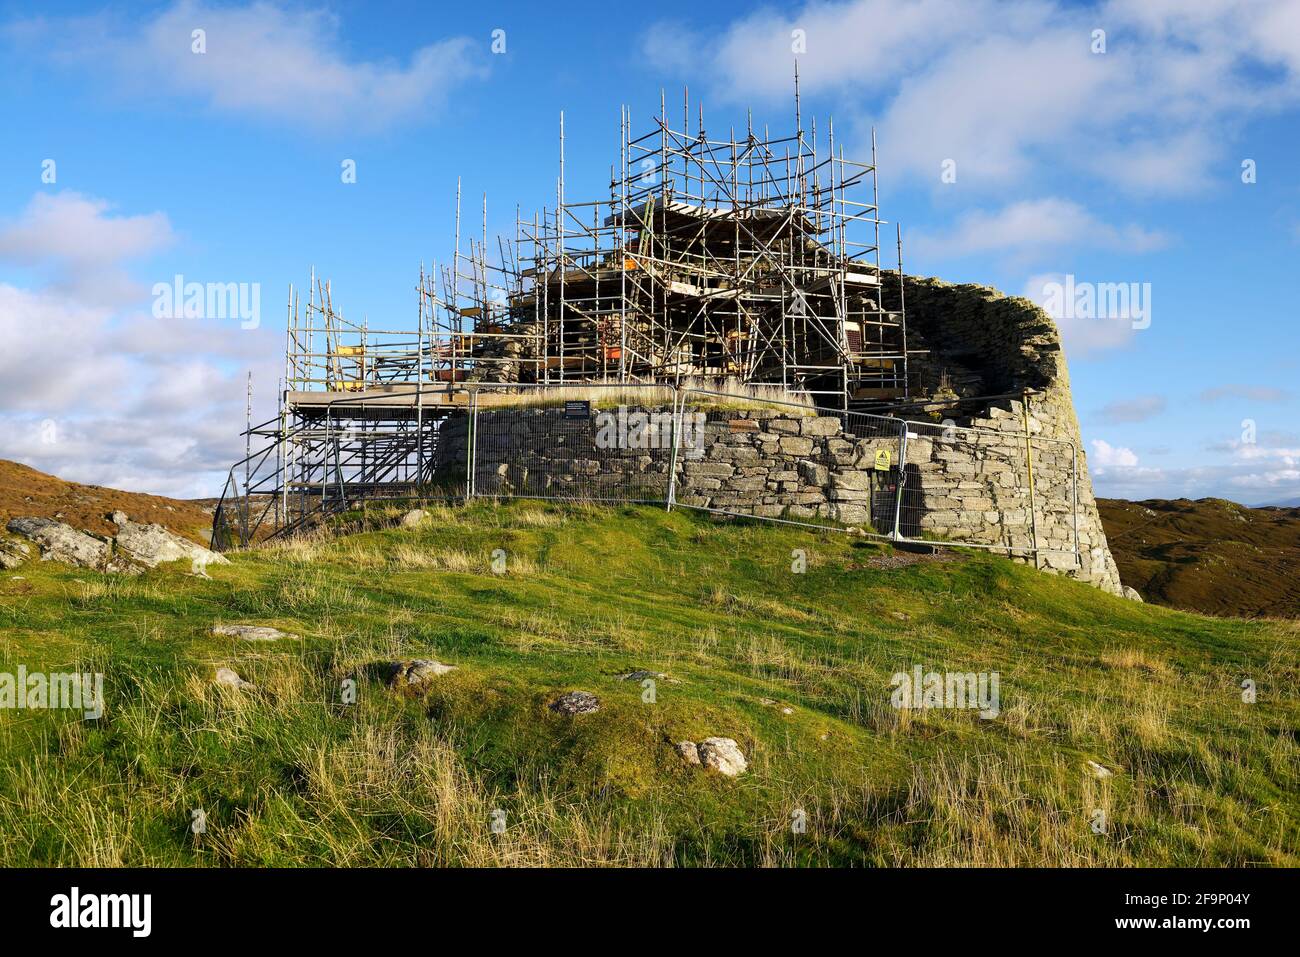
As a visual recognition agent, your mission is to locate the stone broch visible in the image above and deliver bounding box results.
[436,277,1128,596]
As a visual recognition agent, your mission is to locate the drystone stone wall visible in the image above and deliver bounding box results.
[887,276,1122,593]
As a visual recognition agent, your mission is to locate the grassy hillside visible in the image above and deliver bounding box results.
[1099,497,1300,618]
[1,501,1296,866]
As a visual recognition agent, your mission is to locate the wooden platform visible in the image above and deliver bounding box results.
[286,386,547,419]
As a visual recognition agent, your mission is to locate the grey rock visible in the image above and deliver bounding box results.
[213,624,296,641]
[114,519,230,570]
[104,556,146,576]
[0,538,31,570]
[215,667,254,690]
[386,658,456,692]
[697,737,748,776]
[1085,760,1114,779]
[801,416,841,437]
[1122,586,1144,603]
[797,460,828,486]
[6,517,109,569]
[550,690,601,715]
[675,740,701,765]
[400,509,428,528]
[618,669,665,681]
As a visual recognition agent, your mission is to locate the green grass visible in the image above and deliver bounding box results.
[0,500,1296,866]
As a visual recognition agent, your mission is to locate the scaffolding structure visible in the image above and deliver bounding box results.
[421,76,916,408]
[214,80,922,548]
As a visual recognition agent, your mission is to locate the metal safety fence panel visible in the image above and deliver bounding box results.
[895,418,1080,561]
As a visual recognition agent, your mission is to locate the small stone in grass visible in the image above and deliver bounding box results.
[619,669,664,682]
[697,737,747,777]
[213,624,296,642]
[1085,760,1114,779]
[215,667,254,690]
[387,659,456,693]
[400,509,428,528]
[550,690,601,715]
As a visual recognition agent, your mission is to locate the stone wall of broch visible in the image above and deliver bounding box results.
[435,277,1125,596]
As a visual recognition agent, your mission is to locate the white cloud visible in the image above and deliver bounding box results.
[1199,384,1293,403]
[0,192,174,307]
[8,1,489,131]
[1096,395,1167,424]
[645,0,1300,193]
[1022,273,1142,358]
[1230,468,1300,489]
[1087,460,1294,503]
[0,192,279,497]
[913,198,1167,260]
[1089,429,1300,503]
[0,192,171,268]
[1090,439,1140,471]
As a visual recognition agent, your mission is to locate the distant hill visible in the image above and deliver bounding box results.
[0,460,214,546]
[1098,497,1300,618]
[1265,496,1300,508]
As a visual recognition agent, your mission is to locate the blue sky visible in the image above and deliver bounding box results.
[1,0,1298,502]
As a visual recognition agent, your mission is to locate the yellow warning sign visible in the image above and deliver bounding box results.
[874,449,892,471]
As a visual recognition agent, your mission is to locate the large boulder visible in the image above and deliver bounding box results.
[111,515,229,570]
[6,517,109,569]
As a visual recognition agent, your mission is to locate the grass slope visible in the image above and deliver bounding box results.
[1,501,1296,866]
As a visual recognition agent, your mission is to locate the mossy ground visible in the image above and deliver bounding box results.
[1,500,1296,866]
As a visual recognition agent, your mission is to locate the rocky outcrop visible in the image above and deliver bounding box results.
[5,511,230,576]
[6,517,109,569]
[110,514,230,569]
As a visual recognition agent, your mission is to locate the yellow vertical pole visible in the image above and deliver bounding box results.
[1022,391,1039,568]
